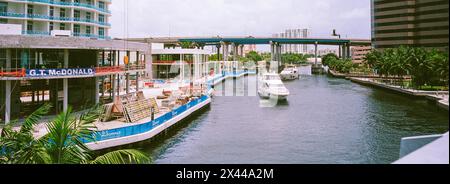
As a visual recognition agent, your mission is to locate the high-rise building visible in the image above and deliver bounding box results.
[243,44,256,55]
[0,0,111,39]
[351,46,372,64]
[371,0,448,50]
[273,29,309,54]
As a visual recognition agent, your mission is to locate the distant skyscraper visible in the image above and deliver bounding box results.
[243,44,256,55]
[273,29,309,54]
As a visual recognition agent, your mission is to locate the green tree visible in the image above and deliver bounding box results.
[246,51,263,62]
[209,54,223,61]
[281,53,308,64]
[432,51,449,86]
[0,104,150,164]
[322,53,339,66]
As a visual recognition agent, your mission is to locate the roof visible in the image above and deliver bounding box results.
[152,48,212,55]
[126,36,371,46]
[0,35,150,52]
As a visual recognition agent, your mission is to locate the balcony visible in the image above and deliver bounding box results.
[22,30,50,35]
[16,0,111,14]
[73,32,111,40]
[0,12,111,27]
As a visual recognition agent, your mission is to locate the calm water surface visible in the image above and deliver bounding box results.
[136,66,448,164]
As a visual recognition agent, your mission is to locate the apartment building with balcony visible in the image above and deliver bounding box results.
[0,0,111,39]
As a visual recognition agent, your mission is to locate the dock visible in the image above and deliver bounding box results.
[86,70,256,150]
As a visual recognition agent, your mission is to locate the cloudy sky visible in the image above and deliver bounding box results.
[110,0,371,40]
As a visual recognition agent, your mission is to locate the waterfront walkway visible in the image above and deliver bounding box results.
[349,77,449,110]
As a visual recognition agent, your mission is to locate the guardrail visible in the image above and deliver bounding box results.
[0,12,111,27]
[0,68,26,77]
[16,0,111,14]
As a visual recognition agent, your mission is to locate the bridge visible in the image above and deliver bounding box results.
[126,36,371,65]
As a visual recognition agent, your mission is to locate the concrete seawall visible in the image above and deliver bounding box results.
[349,77,449,111]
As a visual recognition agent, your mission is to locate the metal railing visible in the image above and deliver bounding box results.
[16,0,111,14]
[0,12,111,27]
[0,68,26,77]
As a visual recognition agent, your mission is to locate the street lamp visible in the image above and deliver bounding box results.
[332,29,342,58]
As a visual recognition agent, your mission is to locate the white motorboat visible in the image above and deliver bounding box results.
[280,65,300,81]
[258,73,290,100]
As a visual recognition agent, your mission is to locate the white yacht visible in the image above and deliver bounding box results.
[258,73,290,100]
[280,65,300,81]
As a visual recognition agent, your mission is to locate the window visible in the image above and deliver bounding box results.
[98,1,105,9]
[99,27,104,36]
[98,14,104,23]
[27,21,33,31]
[49,22,54,31]
[0,2,7,13]
[86,26,91,34]
[27,5,33,15]
[74,24,80,35]
[60,23,65,30]
[49,7,54,17]
[60,8,66,17]
[86,12,91,21]
[74,10,80,19]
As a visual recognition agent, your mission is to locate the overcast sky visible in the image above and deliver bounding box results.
[109,0,371,40]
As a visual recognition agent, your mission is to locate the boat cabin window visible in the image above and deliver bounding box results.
[264,75,281,80]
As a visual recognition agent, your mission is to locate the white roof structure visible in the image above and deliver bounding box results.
[152,48,212,55]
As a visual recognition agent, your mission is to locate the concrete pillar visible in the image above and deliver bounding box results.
[223,43,229,61]
[342,43,347,59]
[95,77,99,104]
[314,42,318,65]
[270,42,275,61]
[232,43,238,61]
[5,81,11,124]
[136,51,140,92]
[278,44,282,63]
[338,45,342,58]
[4,49,11,124]
[216,44,221,61]
[240,45,244,57]
[63,49,69,112]
[346,44,351,59]
[117,51,121,96]
[126,51,130,94]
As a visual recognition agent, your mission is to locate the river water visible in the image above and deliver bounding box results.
[136,66,448,164]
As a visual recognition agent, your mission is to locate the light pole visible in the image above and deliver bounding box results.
[332,29,342,58]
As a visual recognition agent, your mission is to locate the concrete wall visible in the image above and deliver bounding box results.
[0,24,22,35]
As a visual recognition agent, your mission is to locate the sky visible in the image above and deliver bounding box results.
[109,0,371,51]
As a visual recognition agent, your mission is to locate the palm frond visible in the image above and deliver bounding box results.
[90,149,151,164]
[20,103,52,134]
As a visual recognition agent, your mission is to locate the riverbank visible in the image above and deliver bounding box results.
[328,69,411,80]
[349,77,449,111]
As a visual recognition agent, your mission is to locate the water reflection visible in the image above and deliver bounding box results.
[132,65,448,164]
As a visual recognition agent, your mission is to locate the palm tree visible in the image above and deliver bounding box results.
[408,47,434,88]
[0,104,150,164]
[433,51,449,87]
